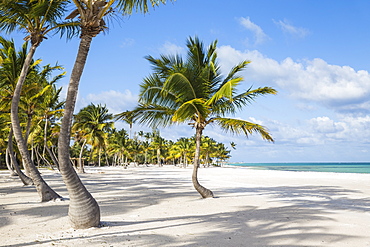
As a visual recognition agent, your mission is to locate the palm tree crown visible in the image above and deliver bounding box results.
[132,36,276,139]
[0,0,78,46]
[126,36,277,198]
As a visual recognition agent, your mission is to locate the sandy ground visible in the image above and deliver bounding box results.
[1,165,370,247]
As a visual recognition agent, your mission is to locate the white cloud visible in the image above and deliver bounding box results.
[217,46,370,114]
[308,116,345,134]
[79,90,138,114]
[301,115,370,143]
[159,41,185,55]
[274,19,310,38]
[337,115,370,140]
[120,38,135,48]
[239,17,269,45]
[257,114,370,147]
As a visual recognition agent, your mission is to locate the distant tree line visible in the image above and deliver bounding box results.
[0,0,275,229]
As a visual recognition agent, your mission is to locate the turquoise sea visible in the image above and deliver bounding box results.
[228,162,370,174]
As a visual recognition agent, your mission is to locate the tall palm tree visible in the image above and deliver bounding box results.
[200,136,217,167]
[73,103,114,167]
[58,0,170,229]
[116,110,135,139]
[126,36,277,198]
[214,142,231,166]
[0,38,27,178]
[108,128,130,166]
[0,0,76,201]
[0,37,61,191]
[173,137,193,167]
[149,129,166,166]
[27,66,65,170]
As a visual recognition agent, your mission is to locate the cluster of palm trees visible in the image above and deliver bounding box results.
[0,37,65,200]
[0,0,169,229]
[124,36,277,198]
[0,0,277,230]
[71,105,232,170]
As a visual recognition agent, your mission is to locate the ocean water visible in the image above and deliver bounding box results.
[228,162,370,174]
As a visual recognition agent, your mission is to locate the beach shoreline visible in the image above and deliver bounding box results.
[1,165,370,246]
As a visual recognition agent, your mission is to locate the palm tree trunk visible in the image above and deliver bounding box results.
[104,150,110,166]
[57,34,100,229]
[157,149,161,166]
[78,139,86,173]
[10,44,61,201]
[8,128,33,185]
[44,117,60,170]
[192,126,214,198]
[35,147,53,170]
[98,148,101,167]
[5,148,17,177]
[25,113,32,141]
[184,153,188,168]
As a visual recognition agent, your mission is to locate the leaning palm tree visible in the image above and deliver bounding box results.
[0,37,62,194]
[58,0,169,229]
[125,36,277,198]
[0,0,77,201]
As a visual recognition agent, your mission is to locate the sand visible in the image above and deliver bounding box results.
[1,165,370,247]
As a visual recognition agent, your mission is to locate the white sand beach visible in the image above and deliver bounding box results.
[1,165,370,247]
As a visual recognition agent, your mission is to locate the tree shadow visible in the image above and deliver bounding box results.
[1,167,369,246]
[216,185,370,212]
[3,204,362,247]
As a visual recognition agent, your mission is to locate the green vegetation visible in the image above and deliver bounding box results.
[0,0,275,230]
[120,36,276,197]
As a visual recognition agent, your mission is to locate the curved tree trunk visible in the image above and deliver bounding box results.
[25,113,32,142]
[44,118,60,170]
[5,147,17,177]
[57,34,100,229]
[192,127,214,198]
[10,44,61,202]
[36,147,54,170]
[78,139,86,173]
[8,129,33,185]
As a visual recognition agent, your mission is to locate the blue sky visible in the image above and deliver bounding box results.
[4,0,370,162]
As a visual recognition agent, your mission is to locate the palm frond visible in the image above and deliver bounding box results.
[0,0,77,41]
[118,104,176,128]
[215,117,274,142]
[162,73,197,100]
[212,86,277,116]
[221,60,250,85]
[206,77,243,106]
[233,86,277,108]
[117,0,169,15]
[172,98,209,123]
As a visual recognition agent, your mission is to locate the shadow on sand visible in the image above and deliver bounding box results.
[1,167,369,246]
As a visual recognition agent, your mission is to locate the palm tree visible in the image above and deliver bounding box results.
[214,142,231,166]
[73,103,113,167]
[116,110,135,139]
[200,136,217,167]
[230,141,237,150]
[58,0,169,229]
[173,137,193,167]
[108,128,130,166]
[0,0,76,201]
[149,129,166,166]
[37,74,65,170]
[0,37,62,192]
[126,36,277,198]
